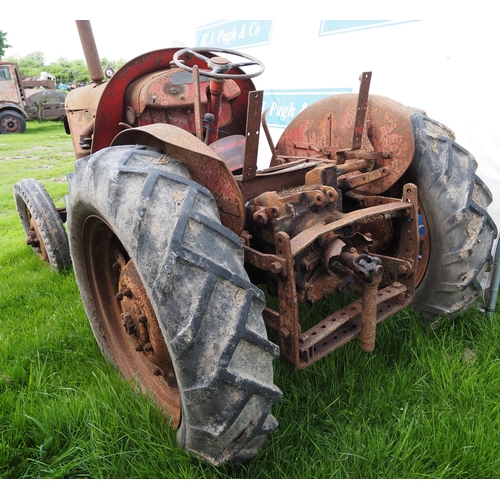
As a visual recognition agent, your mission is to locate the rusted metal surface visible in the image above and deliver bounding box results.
[243,183,420,368]
[112,124,245,235]
[288,201,412,257]
[75,21,105,85]
[23,89,66,121]
[82,215,181,426]
[79,48,256,156]
[118,262,180,420]
[192,65,203,141]
[25,211,49,263]
[65,83,107,158]
[208,76,225,143]
[297,281,409,367]
[274,94,415,194]
[0,62,25,107]
[0,113,23,133]
[242,90,263,181]
[209,134,245,172]
[351,72,372,150]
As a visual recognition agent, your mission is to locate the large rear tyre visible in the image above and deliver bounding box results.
[406,111,497,317]
[14,178,71,271]
[66,145,282,466]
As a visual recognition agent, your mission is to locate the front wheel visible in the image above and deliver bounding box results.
[14,178,71,271]
[66,145,282,466]
[0,110,26,133]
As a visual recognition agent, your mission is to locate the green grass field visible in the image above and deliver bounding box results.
[1,121,499,479]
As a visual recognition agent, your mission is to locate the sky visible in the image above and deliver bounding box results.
[2,10,205,64]
[1,1,474,64]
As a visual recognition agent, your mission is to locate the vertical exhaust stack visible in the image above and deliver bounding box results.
[75,20,105,85]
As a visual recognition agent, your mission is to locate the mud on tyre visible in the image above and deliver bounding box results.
[404,111,497,317]
[66,145,282,466]
[14,178,71,271]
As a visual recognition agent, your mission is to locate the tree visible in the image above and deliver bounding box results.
[4,48,125,84]
[0,30,11,59]
[15,52,46,78]
[46,58,90,85]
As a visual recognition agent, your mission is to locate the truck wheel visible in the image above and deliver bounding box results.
[405,111,497,317]
[66,145,282,466]
[0,110,26,133]
[14,178,71,271]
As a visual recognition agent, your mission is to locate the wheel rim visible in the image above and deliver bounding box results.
[1,114,21,133]
[82,215,181,426]
[25,207,50,263]
[415,206,430,286]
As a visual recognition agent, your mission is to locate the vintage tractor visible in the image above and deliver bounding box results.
[13,21,497,465]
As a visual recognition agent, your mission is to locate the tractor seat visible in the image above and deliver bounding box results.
[208,134,245,174]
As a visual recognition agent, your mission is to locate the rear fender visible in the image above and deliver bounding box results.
[112,124,245,235]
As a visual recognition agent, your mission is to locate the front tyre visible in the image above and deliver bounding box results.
[66,145,282,466]
[14,178,71,271]
[0,110,26,133]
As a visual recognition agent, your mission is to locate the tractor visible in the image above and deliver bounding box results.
[13,21,497,466]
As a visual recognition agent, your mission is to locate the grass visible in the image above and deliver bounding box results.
[1,121,500,479]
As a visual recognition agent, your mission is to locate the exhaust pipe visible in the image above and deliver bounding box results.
[75,20,104,85]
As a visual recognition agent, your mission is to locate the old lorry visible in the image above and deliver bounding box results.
[13,21,497,465]
[0,61,66,133]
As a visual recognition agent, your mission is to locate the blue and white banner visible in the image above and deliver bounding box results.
[319,20,419,36]
[262,88,352,128]
[195,20,273,49]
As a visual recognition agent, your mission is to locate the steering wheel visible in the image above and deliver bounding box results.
[173,47,265,80]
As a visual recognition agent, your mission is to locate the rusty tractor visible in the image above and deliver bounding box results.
[13,21,497,465]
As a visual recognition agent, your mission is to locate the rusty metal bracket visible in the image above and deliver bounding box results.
[242,90,264,182]
[297,281,409,367]
[192,65,203,141]
[247,183,420,369]
[289,200,413,257]
[241,90,264,182]
[352,71,372,150]
[244,244,287,277]
[337,166,390,190]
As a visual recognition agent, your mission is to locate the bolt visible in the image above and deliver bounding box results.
[154,367,164,376]
[166,371,177,388]
[138,315,148,324]
[269,262,282,275]
[135,345,144,352]
[122,314,136,334]
[123,288,133,298]
[144,343,153,352]
[116,292,124,301]
[26,234,39,247]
